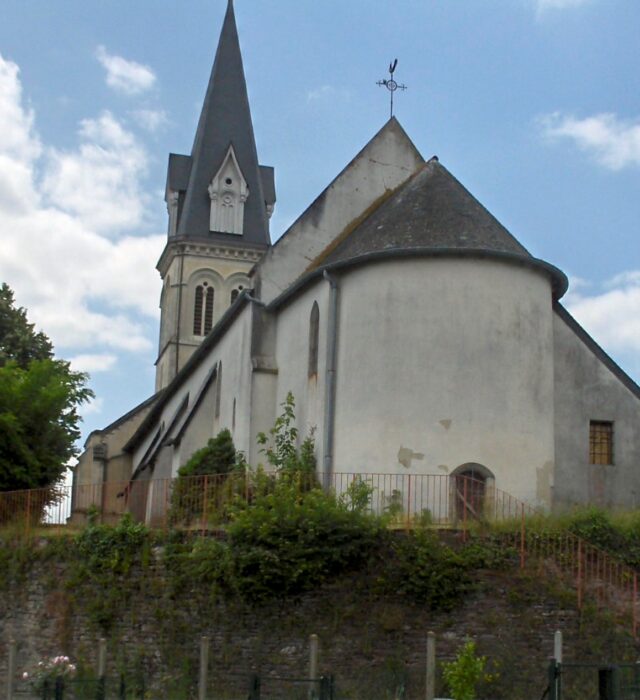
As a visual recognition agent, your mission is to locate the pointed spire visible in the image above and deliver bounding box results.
[176,0,270,246]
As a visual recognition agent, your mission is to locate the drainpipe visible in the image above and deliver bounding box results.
[322,270,339,486]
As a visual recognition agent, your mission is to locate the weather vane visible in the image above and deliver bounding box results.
[376,59,407,118]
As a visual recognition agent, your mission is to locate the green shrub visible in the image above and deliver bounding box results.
[227,479,384,601]
[443,640,493,700]
[169,429,245,525]
[382,530,471,610]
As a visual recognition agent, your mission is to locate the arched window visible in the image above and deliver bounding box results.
[193,282,214,336]
[230,285,244,304]
[308,301,319,377]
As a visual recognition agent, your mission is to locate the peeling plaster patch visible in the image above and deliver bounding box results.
[397,446,425,469]
[439,419,452,431]
[536,461,553,505]
[437,464,449,473]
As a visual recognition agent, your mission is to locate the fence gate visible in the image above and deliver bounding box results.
[547,661,640,700]
[247,673,335,700]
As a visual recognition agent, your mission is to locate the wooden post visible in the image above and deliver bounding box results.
[198,636,209,700]
[425,632,435,700]
[6,638,16,700]
[309,634,319,699]
[97,637,107,678]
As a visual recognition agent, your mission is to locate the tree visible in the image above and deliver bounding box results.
[0,284,92,492]
[0,283,53,368]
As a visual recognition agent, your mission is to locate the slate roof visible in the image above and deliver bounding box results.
[322,157,531,265]
[172,0,271,247]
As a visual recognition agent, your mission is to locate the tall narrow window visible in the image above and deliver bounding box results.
[193,282,214,336]
[590,421,614,465]
[193,285,204,335]
[204,287,214,334]
[308,301,319,377]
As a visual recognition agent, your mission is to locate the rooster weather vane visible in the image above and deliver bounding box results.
[376,58,407,118]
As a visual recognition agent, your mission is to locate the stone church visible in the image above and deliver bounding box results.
[73,0,640,523]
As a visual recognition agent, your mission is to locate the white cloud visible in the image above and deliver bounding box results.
[132,109,168,133]
[69,354,117,374]
[306,85,351,104]
[537,0,589,8]
[95,46,156,96]
[42,111,150,233]
[0,53,163,356]
[81,396,104,417]
[565,271,640,373]
[539,112,640,170]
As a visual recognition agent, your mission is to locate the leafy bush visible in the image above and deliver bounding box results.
[226,478,384,601]
[257,392,316,479]
[169,429,245,525]
[381,531,471,610]
[443,640,493,700]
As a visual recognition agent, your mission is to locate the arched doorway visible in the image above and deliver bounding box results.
[451,463,494,522]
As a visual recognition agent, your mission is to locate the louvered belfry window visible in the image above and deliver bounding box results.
[589,421,614,465]
[194,283,214,336]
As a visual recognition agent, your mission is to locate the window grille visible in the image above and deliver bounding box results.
[193,285,204,335]
[589,421,614,465]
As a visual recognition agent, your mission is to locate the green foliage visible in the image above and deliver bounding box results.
[442,640,493,700]
[69,514,152,631]
[226,479,384,601]
[340,477,375,513]
[169,429,245,525]
[0,359,92,493]
[0,284,92,494]
[257,392,316,477]
[0,283,53,368]
[178,429,238,478]
[381,530,471,610]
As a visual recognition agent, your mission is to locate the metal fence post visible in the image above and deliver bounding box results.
[248,674,260,700]
[577,539,583,610]
[198,636,209,700]
[426,631,435,700]
[548,661,558,700]
[6,638,16,700]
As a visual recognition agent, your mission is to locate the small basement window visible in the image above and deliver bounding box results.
[589,421,614,465]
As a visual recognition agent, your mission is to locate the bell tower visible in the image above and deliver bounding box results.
[155,0,275,391]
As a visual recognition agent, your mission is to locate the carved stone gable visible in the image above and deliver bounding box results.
[208,145,248,235]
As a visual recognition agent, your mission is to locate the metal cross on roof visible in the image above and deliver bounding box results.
[376,58,407,118]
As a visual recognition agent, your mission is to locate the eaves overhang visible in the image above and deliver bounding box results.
[266,247,569,313]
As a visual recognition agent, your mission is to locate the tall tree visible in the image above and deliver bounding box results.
[0,283,53,368]
[0,284,93,492]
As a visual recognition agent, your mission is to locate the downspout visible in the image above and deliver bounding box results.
[175,249,185,380]
[322,270,339,486]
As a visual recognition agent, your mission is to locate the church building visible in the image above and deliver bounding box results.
[73,0,640,523]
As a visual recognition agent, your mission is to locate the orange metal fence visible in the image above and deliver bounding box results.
[0,471,637,636]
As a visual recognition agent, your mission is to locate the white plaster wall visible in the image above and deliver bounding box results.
[272,280,330,464]
[331,258,556,508]
[132,304,255,477]
[553,310,640,510]
[257,120,424,304]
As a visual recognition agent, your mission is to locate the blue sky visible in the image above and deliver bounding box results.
[0,0,639,446]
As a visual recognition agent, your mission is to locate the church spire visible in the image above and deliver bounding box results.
[171,0,272,246]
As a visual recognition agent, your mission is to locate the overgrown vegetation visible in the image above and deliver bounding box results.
[169,428,246,525]
[0,283,92,496]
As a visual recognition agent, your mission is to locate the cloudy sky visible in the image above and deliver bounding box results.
[0,0,639,446]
